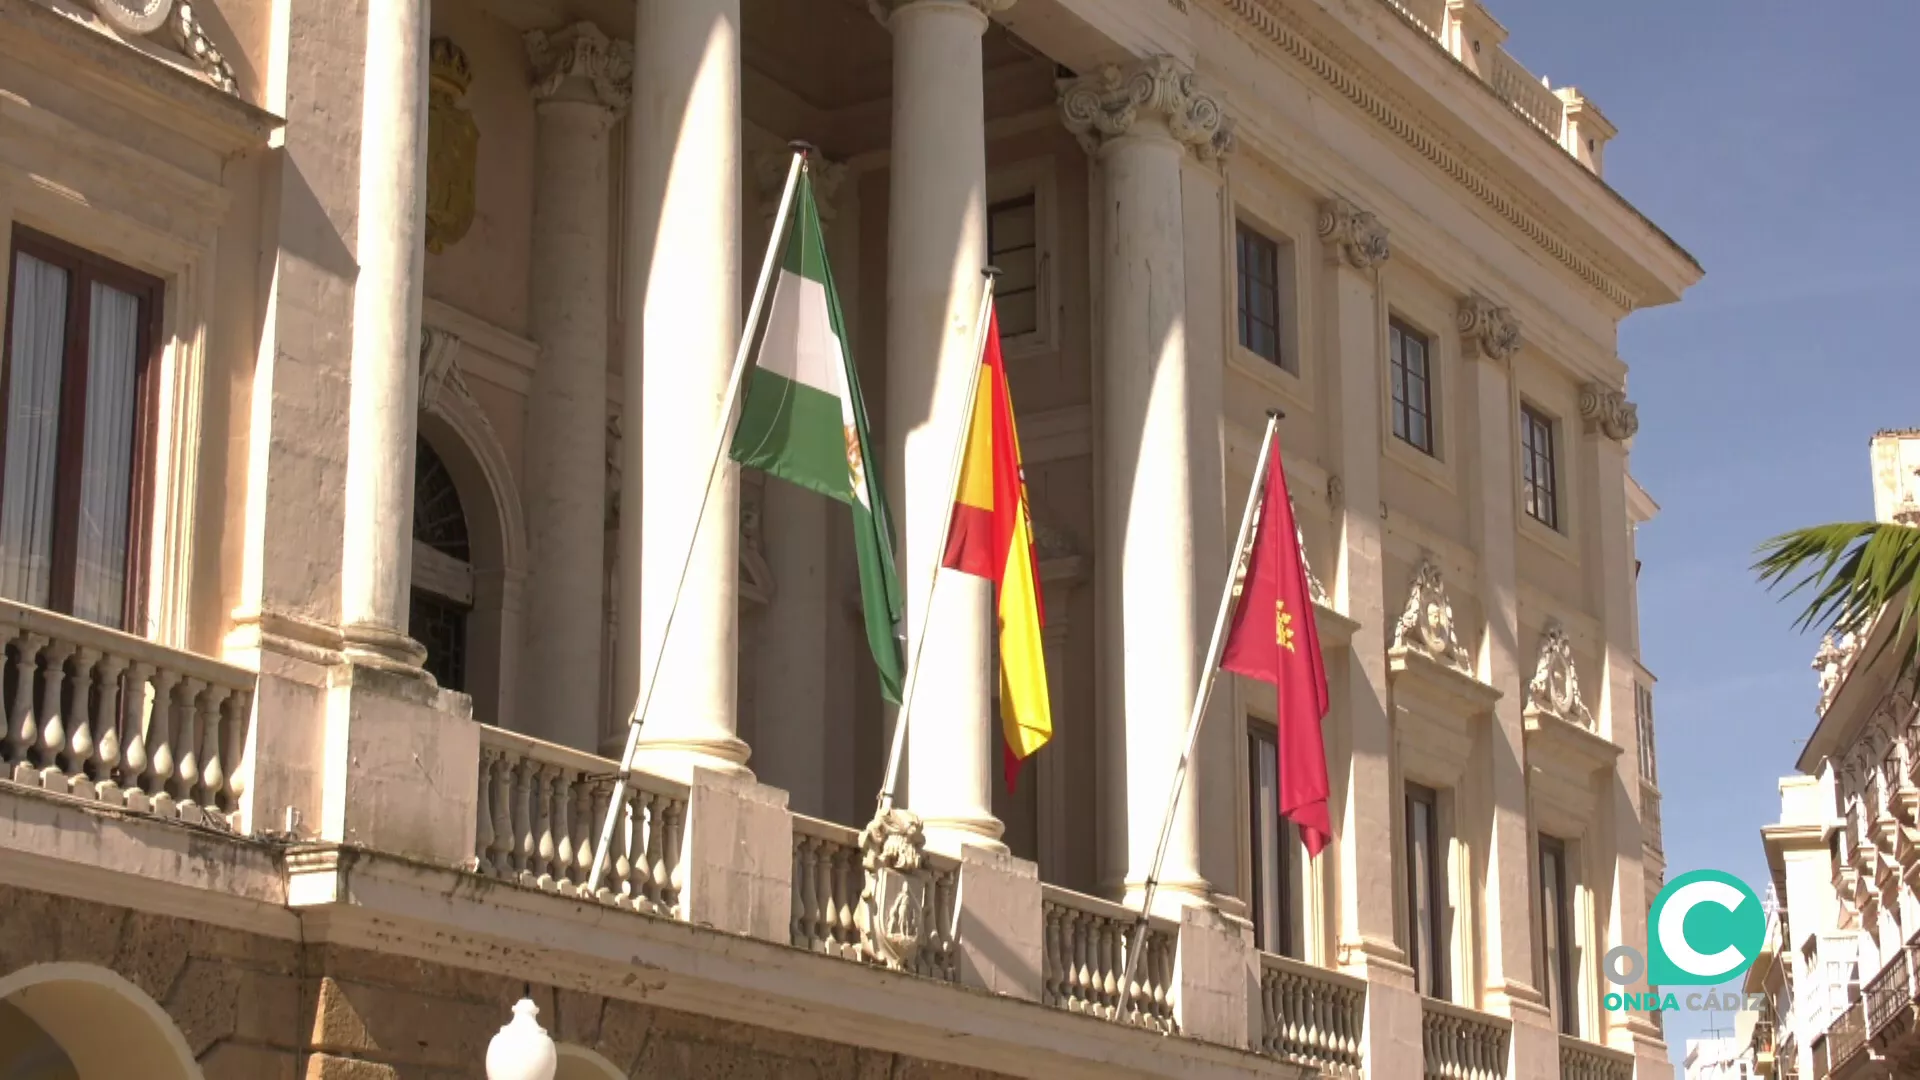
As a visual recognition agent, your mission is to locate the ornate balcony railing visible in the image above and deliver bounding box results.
[1040,885,1177,1033]
[1486,48,1565,139]
[789,813,959,983]
[470,727,685,916]
[1558,1034,1633,1080]
[1258,952,1365,1075]
[1421,997,1510,1080]
[0,600,255,826]
[1827,998,1867,1070]
[1864,945,1912,1037]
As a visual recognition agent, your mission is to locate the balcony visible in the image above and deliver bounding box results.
[1258,952,1366,1076]
[1559,1034,1634,1080]
[1421,997,1510,1079]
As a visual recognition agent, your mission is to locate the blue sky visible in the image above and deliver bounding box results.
[1493,1,1920,1071]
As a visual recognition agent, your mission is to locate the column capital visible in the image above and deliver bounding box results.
[753,150,849,230]
[525,22,633,111]
[1456,292,1521,362]
[870,0,1011,27]
[1057,56,1235,161]
[1578,383,1639,442]
[1316,197,1390,270]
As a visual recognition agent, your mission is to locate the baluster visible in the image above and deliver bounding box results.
[511,758,536,881]
[534,766,561,887]
[484,753,510,877]
[147,670,181,816]
[118,661,153,810]
[30,640,72,787]
[585,781,610,897]
[91,656,127,804]
[626,791,654,909]
[550,771,576,892]
[789,837,808,947]
[810,839,834,952]
[2,632,39,771]
[222,690,249,822]
[661,797,685,913]
[62,647,99,798]
[635,791,664,910]
[173,677,206,817]
[473,749,497,874]
[1068,911,1091,1013]
[198,685,228,816]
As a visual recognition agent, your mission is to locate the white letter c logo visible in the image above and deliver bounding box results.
[1658,880,1751,979]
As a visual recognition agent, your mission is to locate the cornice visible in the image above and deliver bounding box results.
[1209,0,1642,312]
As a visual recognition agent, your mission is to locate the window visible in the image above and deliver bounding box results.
[1,227,161,631]
[1388,320,1434,455]
[1236,222,1286,370]
[1520,405,1558,530]
[1540,835,1578,1035]
[1249,721,1305,958]
[1635,683,1658,784]
[987,194,1039,339]
[1404,782,1447,998]
[411,437,472,693]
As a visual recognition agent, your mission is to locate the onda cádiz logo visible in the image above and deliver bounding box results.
[1602,870,1768,1015]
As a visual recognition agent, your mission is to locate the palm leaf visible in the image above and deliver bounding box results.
[1754,522,1920,687]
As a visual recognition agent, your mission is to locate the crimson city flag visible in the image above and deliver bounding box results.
[1220,431,1332,856]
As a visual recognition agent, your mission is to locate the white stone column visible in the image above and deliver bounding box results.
[340,0,432,670]
[621,0,750,779]
[522,24,629,750]
[877,0,1008,855]
[1061,57,1232,912]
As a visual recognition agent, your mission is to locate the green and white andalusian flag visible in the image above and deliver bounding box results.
[730,169,907,703]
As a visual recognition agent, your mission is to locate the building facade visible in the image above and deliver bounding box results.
[0,0,1697,1074]
[1748,432,1920,1080]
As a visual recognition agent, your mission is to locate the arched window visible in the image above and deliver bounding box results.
[411,436,473,693]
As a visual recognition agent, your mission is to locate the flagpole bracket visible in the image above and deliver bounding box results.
[788,139,816,158]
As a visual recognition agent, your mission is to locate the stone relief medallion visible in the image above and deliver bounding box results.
[857,806,930,970]
[90,0,171,36]
[427,37,479,255]
[1392,555,1470,673]
[1525,622,1594,729]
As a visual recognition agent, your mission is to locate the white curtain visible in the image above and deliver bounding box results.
[0,253,68,609]
[72,282,140,628]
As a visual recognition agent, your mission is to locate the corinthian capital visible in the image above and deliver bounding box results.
[1316,198,1390,270]
[525,23,633,111]
[1579,383,1639,442]
[1456,293,1521,362]
[1057,56,1235,161]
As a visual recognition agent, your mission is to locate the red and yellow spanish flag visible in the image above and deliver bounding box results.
[943,306,1052,789]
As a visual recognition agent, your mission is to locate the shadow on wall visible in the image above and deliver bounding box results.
[0,999,78,1080]
[0,964,198,1080]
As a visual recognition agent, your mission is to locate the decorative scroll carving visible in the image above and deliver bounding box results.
[1457,293,1521,362]
[1057,56,1235,161]
[753,150,849,229]
[88,0,235,92]
[1525,623,1594,729]
[1578,383,1639,442]
[417,326,467,413]
[525,22,633,110]
[1392,556,1471,673]
[427,37,479,255]
[857,806,930,970]
[1316,198,1390,270]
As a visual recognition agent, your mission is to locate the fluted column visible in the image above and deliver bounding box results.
[877,0,1009,855]
[521,24,629,749]
[340,0,432,670]
[1062,57,1233,912]
[621,0,750,778]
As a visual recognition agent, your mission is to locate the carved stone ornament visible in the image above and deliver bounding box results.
[1391,556,1471,673]
[526,23,632,111]
[1316,198,1390,270]
[1058,56,1236,162]
[856,806,930,970]
[417,326,468,413]
[1578,383,1640,442]
[426,37,479,256]
[739,470,774,606]
[753,150,848,230]
[1525,623,1594,730]
[88,0,235,92]
[1457,293,1521,362]
[1815,630,1859,717]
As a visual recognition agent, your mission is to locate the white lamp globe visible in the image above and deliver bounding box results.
[486,994,558,1080]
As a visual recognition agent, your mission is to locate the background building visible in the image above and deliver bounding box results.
[0,0,1697,1074]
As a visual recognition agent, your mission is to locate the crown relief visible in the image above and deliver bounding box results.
[1578,383,1639,442]
[1456,293,1520,363]
[1525,623,1594,730]
[1316,199,1390,270]
[525,22,634,110]
[1390,556,1470,673]
[1057,56,1236,162]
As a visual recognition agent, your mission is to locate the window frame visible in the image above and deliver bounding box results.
[0,224,165,631]
[986,192,1041,341]
[1235,220,1290,373]
[1539,833,1579,1036]
[1404,781,1448,999]
[1248,718,1305,958]
[1388,318,1436,456]
[1520,403,1560,531]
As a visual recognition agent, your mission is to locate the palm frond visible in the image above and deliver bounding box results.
[1754,522,1920,686]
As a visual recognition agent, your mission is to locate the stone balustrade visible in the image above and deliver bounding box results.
[1486,47,1565,139]
[1258,951,1366,1075]
[471,726,686,916]
[1556,1035,1632,1080]
[789,812,960,984]
[1039,885,1177,1033]
[1421,997,1510,1080]
[0,599,254,826]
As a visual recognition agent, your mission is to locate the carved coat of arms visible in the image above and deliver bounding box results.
[426,37,478,255]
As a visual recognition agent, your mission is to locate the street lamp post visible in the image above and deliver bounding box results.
[486,990,557,1080]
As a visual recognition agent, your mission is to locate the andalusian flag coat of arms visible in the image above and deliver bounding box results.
[729,170,908,702]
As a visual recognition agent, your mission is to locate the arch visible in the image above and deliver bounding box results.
[0,963,203,1080]
[556,1044,627,1080]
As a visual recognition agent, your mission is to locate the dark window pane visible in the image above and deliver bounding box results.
[411,588,470,693]
[1389,319,1434,455]
[988,195,1041,338]
[1521,406,1558,530]
[1235,222,1284,368]
[414,437,471,559]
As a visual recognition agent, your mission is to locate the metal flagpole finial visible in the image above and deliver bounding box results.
[1266,406,1286,421]
[787,139,816,157]
[982,265,1002,280]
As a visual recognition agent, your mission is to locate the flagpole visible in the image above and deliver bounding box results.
[874,267,999,815]
[1115,407,1284,1015]
[586,141,812,894]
